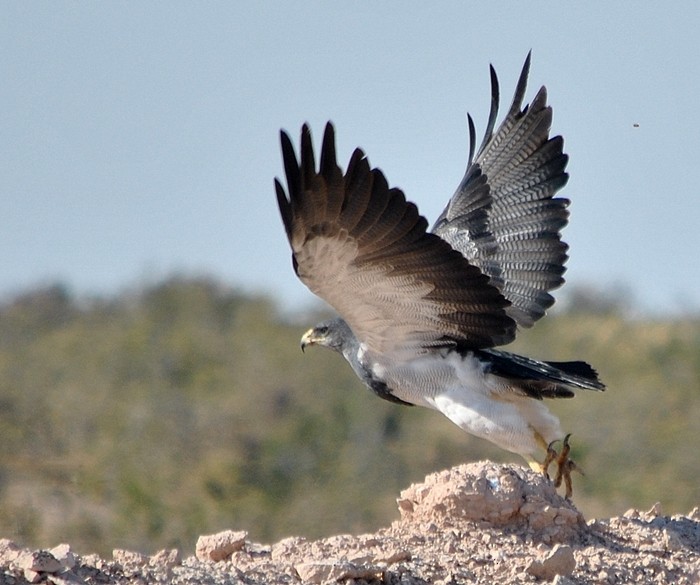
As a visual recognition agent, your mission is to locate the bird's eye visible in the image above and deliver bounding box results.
[317,326,328,335]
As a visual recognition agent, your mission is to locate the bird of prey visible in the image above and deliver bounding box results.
[275,54,604,497]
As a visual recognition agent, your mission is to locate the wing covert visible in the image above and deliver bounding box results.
[276,123,516,357]
[433,53,570,327]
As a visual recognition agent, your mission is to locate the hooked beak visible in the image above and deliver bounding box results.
[300,328,316,353]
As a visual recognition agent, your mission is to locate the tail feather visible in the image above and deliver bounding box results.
[544,359,601,383]
[476,348,606,399]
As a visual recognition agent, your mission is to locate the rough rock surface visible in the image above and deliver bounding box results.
[196,530,248,562]
[1,462,699,584]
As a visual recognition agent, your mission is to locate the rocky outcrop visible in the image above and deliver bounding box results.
[1,462,698,584]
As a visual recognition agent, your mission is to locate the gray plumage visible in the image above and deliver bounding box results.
[433,53,570,327]
[276,55,604,494]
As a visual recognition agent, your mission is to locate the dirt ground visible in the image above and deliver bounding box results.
[1,461,698,584]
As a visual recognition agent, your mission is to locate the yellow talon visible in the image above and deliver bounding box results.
[540,434,583,499]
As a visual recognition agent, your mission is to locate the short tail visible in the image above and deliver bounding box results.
[544,359,603,386]
[476,348,605,400]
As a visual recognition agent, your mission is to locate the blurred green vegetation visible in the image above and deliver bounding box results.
[0,277,698,555]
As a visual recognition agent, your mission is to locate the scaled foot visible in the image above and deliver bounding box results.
[542,434,583,499]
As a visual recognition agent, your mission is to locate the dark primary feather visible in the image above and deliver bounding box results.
[276,123,517,357]
[433,52,570,328]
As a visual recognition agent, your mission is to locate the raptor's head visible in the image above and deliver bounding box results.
[300,317,353,354]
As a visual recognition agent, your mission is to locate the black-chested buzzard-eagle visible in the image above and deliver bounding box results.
[274,54,604,497]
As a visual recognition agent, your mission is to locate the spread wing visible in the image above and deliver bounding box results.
[276,122,516,358]
[432,53,570,327]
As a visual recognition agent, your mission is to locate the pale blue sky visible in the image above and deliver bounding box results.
[2,2,698,314]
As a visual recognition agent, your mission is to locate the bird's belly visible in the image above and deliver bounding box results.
[378,351,563,458]
[427,389,548,455]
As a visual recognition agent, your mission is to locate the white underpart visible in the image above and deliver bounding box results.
[371,349,564,461]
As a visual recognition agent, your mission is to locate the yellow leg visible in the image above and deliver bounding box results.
[528,430,557,477]
[548,434,584,499]
[526,457,546,473]
[528,432,584,499]
[557,435,573,485]
[541,442,559,480]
